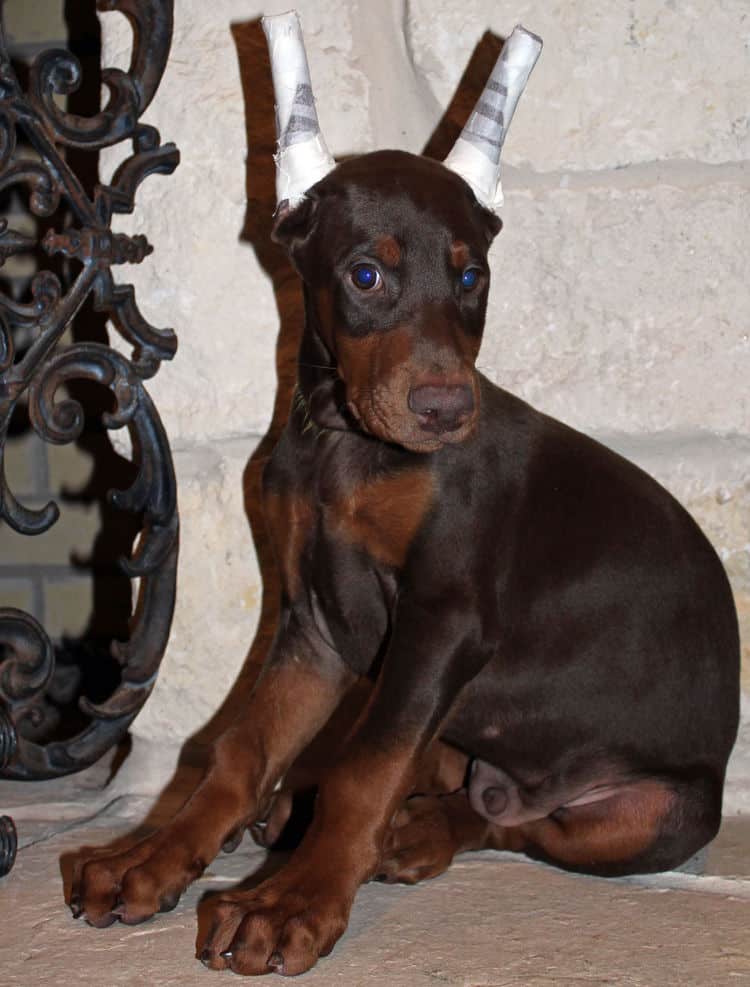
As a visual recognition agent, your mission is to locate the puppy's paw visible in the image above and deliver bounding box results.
[376,794,463,885]
[198,870,350,976]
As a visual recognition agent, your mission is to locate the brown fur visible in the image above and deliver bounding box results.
[450,240,470,269]
[264,491,314,599]
[374,234,401,268]
[329,468,435,567]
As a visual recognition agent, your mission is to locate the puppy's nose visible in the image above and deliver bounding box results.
[408,384,475,433]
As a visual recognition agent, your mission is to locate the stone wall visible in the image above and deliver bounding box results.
[102,1,749,808]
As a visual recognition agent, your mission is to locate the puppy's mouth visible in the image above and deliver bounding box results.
[347,380,479,453]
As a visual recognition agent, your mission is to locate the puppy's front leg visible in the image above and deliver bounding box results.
[70,615,354,927]
[199,597,482,976]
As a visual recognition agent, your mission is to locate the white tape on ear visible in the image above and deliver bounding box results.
[444,25,542,211]
[443,139,506,209]
[262,10,336,206]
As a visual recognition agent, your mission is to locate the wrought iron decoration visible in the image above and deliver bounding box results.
[0,0,180,874]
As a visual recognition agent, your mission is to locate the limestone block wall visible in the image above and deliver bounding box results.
[101,1,748,807]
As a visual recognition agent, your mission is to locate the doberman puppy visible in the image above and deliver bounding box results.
[71,150,740,976]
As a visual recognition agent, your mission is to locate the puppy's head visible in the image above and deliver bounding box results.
[274,150,501,453]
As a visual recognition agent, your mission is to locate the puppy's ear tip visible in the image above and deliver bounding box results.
[271,194,319,251]
[479,205,503,241]
[270,200,292,244]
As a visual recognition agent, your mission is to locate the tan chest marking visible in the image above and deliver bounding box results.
[264,491,314,599]
[331,468,434,568]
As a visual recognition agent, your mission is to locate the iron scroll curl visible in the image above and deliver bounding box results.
[0,0,180,821]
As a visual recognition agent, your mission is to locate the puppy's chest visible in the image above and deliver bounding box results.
[265,447,435,598]
[318,464,435,569]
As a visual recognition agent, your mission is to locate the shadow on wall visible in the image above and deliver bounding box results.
[188,18,304,745]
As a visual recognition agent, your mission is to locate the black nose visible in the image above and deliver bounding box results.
[407,384,475,433]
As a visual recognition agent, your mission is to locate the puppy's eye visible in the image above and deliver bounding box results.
[461,267,481,291]
[351,264,381,290]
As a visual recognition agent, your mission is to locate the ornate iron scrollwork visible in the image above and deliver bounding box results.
[0,0,179,874]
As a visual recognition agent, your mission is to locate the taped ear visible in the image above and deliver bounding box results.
[444,26,542,212]
[263,12,335,207]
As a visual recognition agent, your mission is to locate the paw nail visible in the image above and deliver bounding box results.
[199,948,212,967]
[268,951,284,971]
[220,949,233,960]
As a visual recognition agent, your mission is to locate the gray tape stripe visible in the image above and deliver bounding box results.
[280,84,320,149]
[468,113,506,141]
[486,79,508,99]
[457,75,511,163]
[283,112,318,143]
[294,83,314,106]
[462,113,505,162]
[475,97,506,125]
